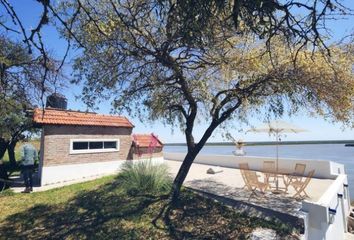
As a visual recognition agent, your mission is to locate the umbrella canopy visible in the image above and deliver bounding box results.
[248,120,307,134]
[247,120,308,193]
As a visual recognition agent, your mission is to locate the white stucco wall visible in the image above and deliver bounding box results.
[41,160,125,185]
[302,174,350,240]
[134,156,165,165]
[40,157,165,186]
[163,152,342,179]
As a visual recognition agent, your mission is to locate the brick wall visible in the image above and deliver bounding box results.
[42,125,133,166]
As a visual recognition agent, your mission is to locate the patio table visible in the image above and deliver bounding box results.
[261,169,295,194]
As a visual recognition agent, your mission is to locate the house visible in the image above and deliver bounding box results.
[33,108,135,185]
[131,133,164,162]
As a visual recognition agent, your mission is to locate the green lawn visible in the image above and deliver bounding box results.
[0,175,298,239]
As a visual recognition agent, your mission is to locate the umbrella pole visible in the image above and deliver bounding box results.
[276,132,279,191]
[271,131,284,194]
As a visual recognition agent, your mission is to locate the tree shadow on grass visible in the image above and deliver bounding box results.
[162,192,298,240]
[0,176,298,240]
[0,176,166,239]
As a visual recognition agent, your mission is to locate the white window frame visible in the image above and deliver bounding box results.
[70,139,120,154]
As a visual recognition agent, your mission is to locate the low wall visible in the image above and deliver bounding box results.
[164,152,350,240]
[40,157,165,185]
[41,160,125,185]
[133,156,164,165]
[163,152,343,179]
[302,174,350,239]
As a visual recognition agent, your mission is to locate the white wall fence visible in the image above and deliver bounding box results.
[164,152,350,240]
[302,174,350,240]
[163,152,344,179]
[40,157,164,186]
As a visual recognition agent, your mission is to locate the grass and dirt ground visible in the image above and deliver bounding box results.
[1,140,298,239]
[0,175,298,239]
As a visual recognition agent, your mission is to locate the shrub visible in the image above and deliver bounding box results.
[118,161,172,196]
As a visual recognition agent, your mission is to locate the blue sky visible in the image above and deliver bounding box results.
[3,1,354,143]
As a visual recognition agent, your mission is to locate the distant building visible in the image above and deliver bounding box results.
[33,108,160,185]
[131,133,164,161]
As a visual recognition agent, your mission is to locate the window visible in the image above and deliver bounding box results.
[104,141,117,149]
[70,139,120,154]
[73,142,88,150]
[89,141,103,149]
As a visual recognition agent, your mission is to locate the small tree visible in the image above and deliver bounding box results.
[0,98,32,166]
[53,0,354,204]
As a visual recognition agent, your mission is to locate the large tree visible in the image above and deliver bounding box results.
[49,0,354,203]
[0,35,61,187]
[1,0,353,201]
[1,36,39,159]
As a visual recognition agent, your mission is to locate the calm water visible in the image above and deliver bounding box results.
[164,144,354,198]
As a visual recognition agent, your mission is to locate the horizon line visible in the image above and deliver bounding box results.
[165,139,354,146]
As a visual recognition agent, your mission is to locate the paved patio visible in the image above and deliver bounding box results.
[165,160,334,219]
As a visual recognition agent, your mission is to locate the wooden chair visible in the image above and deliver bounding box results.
[263,161,277,185]
[239,163,250,189]
[285,163,306,190]
[289,170,315,199]
[241,169,269,194]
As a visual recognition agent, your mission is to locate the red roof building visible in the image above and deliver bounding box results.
[132,133,163,148]
[33,108,135,186]
[132,133,164,159]
[33,108,134,128]
[32,108,164,186]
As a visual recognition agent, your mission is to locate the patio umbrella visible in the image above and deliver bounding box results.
[248,120,308,192]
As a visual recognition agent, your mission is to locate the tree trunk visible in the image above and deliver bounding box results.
[170,121,219,204]
[0,162,8,190]
[7,141,17,167]
[170,150,199,204]
[0,139,9,190]
[0,138,8,160]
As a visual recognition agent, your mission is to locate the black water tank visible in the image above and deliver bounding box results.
[46,93,68,109]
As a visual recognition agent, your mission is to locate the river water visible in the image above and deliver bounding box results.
[164,144,354,199]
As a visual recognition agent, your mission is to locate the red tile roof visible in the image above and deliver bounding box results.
[33,108,134,128]
[132,133,163,148]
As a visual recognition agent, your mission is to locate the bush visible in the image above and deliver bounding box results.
[118,161,172,196]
